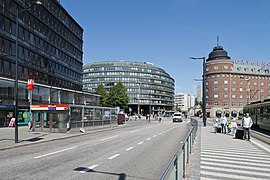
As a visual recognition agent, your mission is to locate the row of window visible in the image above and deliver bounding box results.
[211,87,266,92]
[210,94,268,99]
[0,13,82,69]
[0,59,82,90]
[0,79,97,105]
[0,36,82,82]
[211,80,270,86]
[207,101,244,107]
[84,71,173,82]
[210,74,270,80]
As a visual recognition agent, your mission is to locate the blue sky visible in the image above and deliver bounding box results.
[61,0,270,95]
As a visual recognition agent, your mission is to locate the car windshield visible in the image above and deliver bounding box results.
[174,113,181,116]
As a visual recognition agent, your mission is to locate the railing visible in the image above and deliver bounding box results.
[160,118,198,180]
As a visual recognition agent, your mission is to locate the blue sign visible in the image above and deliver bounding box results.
[48,107,56,110]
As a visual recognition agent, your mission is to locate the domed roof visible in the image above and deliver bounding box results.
[206,46,231,62]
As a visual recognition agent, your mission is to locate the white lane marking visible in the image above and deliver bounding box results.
[107,154,120,160]
[130,130,139,133]
[88,164,99,170]
[125,147,134,151]
[158,133,162,135]
[101,135,119,141]
[80,165,99,173]
[146,138,151,141]
[153,135,157,138]
[138,141,144,145]
[163,131,166,133]
[34,147,77,159]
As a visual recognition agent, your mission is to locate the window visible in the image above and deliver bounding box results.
[254,82,257,85]
[224,101,228,106]
[239,94,243,99]
[232,88,236,91]
[268,82,270,86]
[239,88,243,92]
[224,87,228,91]
[214,80,218,85]
[224,94,228,98]
[232,81,236,84]
[232,102,236,106]
[232,94,236,98]
[214,87,218,91]
[224,80,228,84]
[214,94,218,98]
[261,82,264,86]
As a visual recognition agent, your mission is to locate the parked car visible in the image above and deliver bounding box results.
[173,112,182,122]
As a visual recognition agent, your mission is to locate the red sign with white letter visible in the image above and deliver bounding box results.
[27,79,34,90]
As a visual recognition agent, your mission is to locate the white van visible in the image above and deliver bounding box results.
[173,112,182,122]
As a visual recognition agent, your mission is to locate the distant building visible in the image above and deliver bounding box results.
[174,93,195,112]
[196,83,202,103]
[83,61,175,115]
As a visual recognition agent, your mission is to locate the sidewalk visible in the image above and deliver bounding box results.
[0,124,121,151]
[188,120,270,180]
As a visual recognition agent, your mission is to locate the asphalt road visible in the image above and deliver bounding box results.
[0,119,192,180]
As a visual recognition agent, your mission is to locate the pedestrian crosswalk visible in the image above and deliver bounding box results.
[200,129,270,180]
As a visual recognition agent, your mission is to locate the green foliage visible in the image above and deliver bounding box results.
[96,84,108,107]
[107,82,129,109]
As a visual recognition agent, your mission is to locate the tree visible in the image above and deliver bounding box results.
[96,84,108,107]
[107,82,129,109]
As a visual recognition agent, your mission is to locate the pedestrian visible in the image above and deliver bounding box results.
[213,119,219,133]
[242,113,253,141]
[28,119,33,130]
[231,118,238,138]
[220,114,227,134]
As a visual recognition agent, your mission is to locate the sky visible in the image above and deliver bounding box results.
[61,0,270,95]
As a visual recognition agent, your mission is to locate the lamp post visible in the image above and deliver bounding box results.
[190,57,206,126]
[14,1,42,143]
[137,82,141,115]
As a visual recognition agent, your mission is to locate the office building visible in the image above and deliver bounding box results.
[83,61,175,115]
[174,92,195,113]
[0,0,99,127]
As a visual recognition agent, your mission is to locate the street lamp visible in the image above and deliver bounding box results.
[14,0,42,143]
[190,57,206,127]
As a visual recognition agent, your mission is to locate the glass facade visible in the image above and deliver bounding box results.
[83,61,175,115]
[0,0,83,90]
[0,0,101,128]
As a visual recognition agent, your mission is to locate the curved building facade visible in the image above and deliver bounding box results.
[83,61,175,115]
[205,45,270,118]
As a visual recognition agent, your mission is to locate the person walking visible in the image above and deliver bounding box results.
[242,113,253,141]
[220,114,227,134]
[231,118,238,138]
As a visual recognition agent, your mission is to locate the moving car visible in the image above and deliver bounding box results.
[173,112,182,122]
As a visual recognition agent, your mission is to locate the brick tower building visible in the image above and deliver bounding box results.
[205,45,270,118]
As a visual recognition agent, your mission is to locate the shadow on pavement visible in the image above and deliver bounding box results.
[74,167,156,180]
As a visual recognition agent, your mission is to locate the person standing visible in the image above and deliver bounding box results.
[213,119,219,133]
[231,118,238,138]
[220,114,227,134]
[242,113,253,141]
